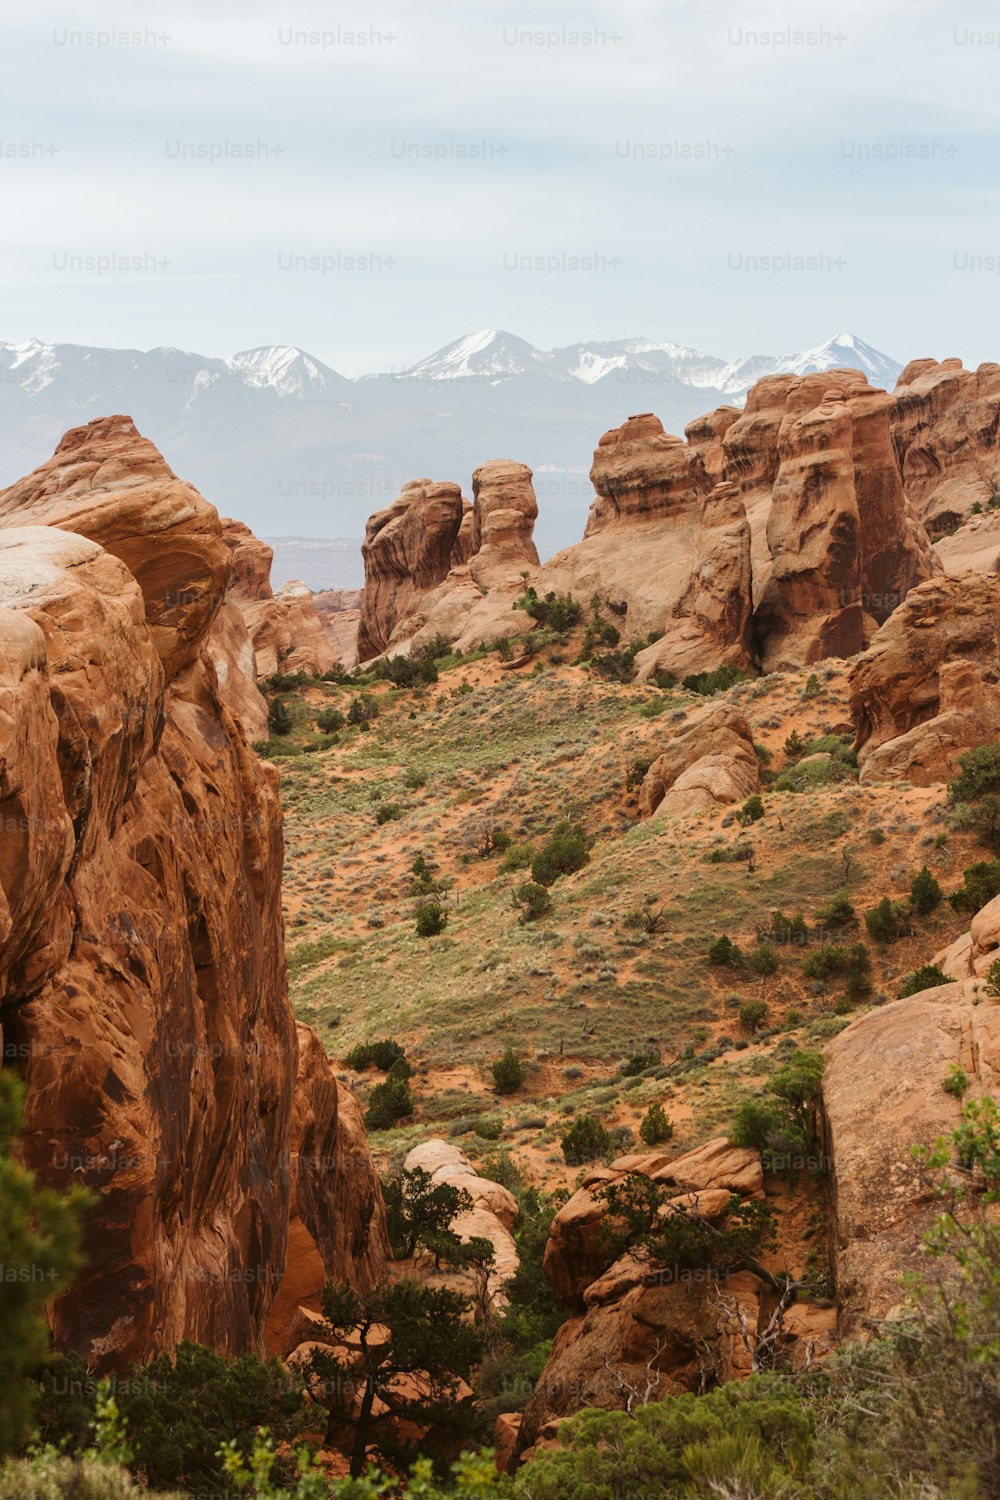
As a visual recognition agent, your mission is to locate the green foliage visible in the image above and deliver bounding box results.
[512,1375,813,1500]
[814,889,856,929]
[408,853,439,897]
[373,800,403,825]
[383,1167,472,1262]
[315,706,346,734]
[731,1050,824,1172]
[948,743,1000,849]
[514,588,582,632]
[864,896,912,943]
[803,672,821,698]
[620,1049,659,1076]
[624,756,652,792]
[306,1277,484,1477]
[344,1040,405,1072]
[513,881,551,923]
[783,729,805,758]
[910,864,944,915]
[560,1114,611,1165]
[530,822,590,887]
[364,1075,414,1130]
[0,1074,90,1456]
[950,858,1000,913]
[738,998,769,1034]
[639,1101,674,1146]
[0,1455,184,1499]
[347,696,379,727]
[736,793,765,825]
[899,964,951,998]
[748,942,780,975]
[985,957,1000,998]
[499,843,533,873]
[415,900,448,937]
[597,1174,778,1279]
[708,933,742,966]
[942,1064,969,1098]
[266,697,293,737]
[491,1048,525,1095]
[681,663,747,696]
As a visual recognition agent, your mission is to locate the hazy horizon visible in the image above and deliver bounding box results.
[3,0,999,377]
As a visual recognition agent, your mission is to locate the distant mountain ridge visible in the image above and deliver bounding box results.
[0,329,904,577]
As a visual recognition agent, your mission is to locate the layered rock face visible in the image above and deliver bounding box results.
[751,382,939,670]
[516,1139,833,1461]
[313,588,364,668]
[849,572,1000,784]
[404,1139,519,1304]
[0,418,386,1370]
[356,480,466,661]
[892,358,1000,532]
[215,519,336,681]
[356,368,946,676]
[822,975,1000,1334]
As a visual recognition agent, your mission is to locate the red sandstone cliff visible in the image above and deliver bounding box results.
[0,417,387,1370]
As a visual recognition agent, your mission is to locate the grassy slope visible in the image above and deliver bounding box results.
[269,642,976,1200]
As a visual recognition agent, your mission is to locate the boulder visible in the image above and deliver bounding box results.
[638,704,759,819]
[356,480,465,661]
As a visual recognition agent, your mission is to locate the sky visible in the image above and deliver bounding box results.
[2,0,999,374]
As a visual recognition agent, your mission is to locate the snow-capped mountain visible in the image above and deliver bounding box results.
[0,329,904,574]
[400,329,569,383]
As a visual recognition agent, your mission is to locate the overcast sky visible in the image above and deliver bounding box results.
[2,0,998,373]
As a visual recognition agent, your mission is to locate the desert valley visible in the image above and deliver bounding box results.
[1,353,1000,1497]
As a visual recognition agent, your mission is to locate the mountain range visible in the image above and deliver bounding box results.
[0,331,902,584]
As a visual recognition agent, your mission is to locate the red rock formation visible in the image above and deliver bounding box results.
[849,572,1000,784]
[468,460,539,585]
[515,1139,832,1461]
[633,481,754,681]
[822,977,1000,1334]
[0,420,386,1371]
[752,381,939,670]
[585,412,715,532]
[356,480,466,661]
[892,358,1000,533]
[637,703,760,819]
[217,519,336,679]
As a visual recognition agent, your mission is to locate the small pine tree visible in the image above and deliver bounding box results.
[910,865,944,916]
[491,1047,525,1095]
[560,1114,611,1165]
[639,1102,674,1146]
[267,697,293,736]
[738,998,769,1034]
[415,900,447,937]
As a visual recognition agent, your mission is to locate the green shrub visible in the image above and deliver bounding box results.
[738,998,769,1034]
[492,1048,525,1095]
[347,695,379,726]
[748,942,780,975]
[803,672,821,698]
[708,934,742,966]
[266,697,293,737]
[364,1075,414,1130]
[899,964,951,998]
[345,1039,406,1072]
[639,1101,674,1146]
[514,881,552,922]
[943,1064,970,1098]
[802,943,850,981]
[314,706,345,734]
[784,729,805,758]
[985,957,1000,998]
[375,800,404,825]
[514,587,583,632]
[500,843,533,873]
[736,793,765,825]
[621,1049,659,1076]
[560,1114,611,1164]
[950,859,1000,913]
[910,865,944,915]
[865,896,911,943]
[814,890,856,929]
[531,822,590,887]
[415,900,448,938]
[682,664,747,696]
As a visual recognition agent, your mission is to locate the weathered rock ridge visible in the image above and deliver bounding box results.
[356,367,949,673]
[0,417,386,1370]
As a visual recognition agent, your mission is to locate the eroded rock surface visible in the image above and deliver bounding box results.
[638,703,760,819]
[0,420,386,1370]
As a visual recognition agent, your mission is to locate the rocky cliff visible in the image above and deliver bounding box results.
[355,367,946,674]
[0,416,386,1371]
